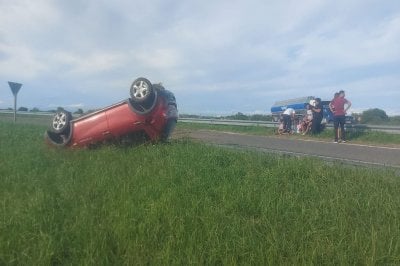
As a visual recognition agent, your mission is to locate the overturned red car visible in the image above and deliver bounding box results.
[45,77,178,148]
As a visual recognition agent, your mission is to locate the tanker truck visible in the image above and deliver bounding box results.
[271,96,353,124]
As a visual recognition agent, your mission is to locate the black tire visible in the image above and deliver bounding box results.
[160,119,177,142]
[51,110,72,134]
[130,77,154,104]
[128,89,158,115]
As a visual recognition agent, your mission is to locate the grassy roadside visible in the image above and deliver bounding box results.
[2,112,400,146]
[177,122,400,146]
[1,121,400,264]
[0,112,51,126]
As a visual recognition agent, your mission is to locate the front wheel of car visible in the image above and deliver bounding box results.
[51,110,72,134]
[130,77,154,104]
[160,119,177,142]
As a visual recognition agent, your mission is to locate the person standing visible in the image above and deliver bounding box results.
[329,90,352,143]
[311,98,323,134]
[282,107,295,133]
[331,92,339,112]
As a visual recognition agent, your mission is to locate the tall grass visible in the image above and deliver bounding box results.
[0,121,399,265]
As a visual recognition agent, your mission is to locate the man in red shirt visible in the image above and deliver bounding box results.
[329,90,352,143]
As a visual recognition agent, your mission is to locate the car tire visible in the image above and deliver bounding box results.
[130,77,154,104]
[51,110,72,134]
[160,119,177,142]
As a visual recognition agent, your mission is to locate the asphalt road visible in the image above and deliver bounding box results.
[180,130,400,168]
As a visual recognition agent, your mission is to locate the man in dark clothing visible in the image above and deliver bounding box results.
[329,90,352,143]
[311,98,323,134]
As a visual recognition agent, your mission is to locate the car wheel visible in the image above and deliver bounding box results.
[160,119,177,142]
[51,110,72,134]
[130,77,154,104]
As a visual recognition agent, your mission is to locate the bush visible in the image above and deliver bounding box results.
[389,116,400,125]
[225,112,249,120]
[74,108,84,115]
[361,108,389,124]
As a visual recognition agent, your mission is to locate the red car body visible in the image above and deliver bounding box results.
[45,78,178,148]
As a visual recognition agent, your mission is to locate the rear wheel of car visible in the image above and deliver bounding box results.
[130,77,154,104]
[51,110,72,134]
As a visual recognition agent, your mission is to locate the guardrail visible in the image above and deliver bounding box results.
[0,110,55,116]
[179,118,400,134]
[1,111,399,134]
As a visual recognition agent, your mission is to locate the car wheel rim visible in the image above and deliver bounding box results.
[133,80,149,99]
[53,113,66,130]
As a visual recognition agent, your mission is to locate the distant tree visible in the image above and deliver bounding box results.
[249,114,273,121]
[226,112,248,120]
[178,113,272,121]
[74,108,84,115]
[179,114,201,119]
[85,109,98,114]
[30,107,40,112]
[18,107,28,112]
[57,107,65,112]
[361,108,389,124]
[7,107,13,111]
[389,116,400,125]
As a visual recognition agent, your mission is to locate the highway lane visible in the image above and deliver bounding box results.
[181,130,400,168]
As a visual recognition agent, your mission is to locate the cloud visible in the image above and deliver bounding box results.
[0,0,59,38]
[49,50,126,76]
[0,43,48,80]
[291,15,400,70]
[0,0,399,114]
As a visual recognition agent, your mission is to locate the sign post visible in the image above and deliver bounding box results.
[8,82,23,122]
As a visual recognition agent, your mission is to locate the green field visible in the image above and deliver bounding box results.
[1,121,400,264]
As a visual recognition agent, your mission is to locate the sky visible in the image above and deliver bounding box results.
[0,0,399,115]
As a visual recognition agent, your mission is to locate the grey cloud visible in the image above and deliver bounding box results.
[0,0,399,114]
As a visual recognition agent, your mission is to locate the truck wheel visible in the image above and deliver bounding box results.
[130,77,154,104]
[51,111,72,134]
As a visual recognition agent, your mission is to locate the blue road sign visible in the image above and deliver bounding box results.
[8,81,22,96]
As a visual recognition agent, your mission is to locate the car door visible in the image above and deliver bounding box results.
[71,111,110,146]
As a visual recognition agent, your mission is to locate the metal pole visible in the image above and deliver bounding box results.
[14,95,17,123]
[14,95,17,122]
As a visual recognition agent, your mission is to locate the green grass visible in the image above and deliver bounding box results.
[178,122,277,135]
[178,122,400,146]
[1,121,400,265]
[0,112,51,126]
